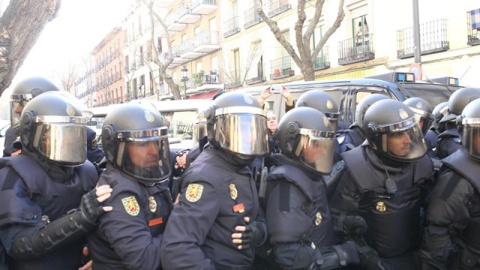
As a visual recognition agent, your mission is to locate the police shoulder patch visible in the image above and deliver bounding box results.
[185,183,204,202]
[121,196,140,216]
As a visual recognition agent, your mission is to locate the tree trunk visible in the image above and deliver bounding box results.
[0,0,61,96]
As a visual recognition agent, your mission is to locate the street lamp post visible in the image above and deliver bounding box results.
[181,66,188,100]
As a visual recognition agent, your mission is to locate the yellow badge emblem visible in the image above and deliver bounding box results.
[121,196,140,216]
[148,196,157,213]
[376,201,387,212]
[315,212,322,226]
[229,183,238,200]
[186,184,204,202]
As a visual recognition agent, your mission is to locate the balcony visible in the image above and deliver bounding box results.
[246,75,266,85]
[191,0,217,15]
[165,12,187,32]
[314,47,330,71]
[178,0,201,24]
[244,6,262,29]
[397,19,449,59]
[268,0,291,18]
[467,10,480,46]
[223,17,240,38]
[194,31,220,53]
[337,34,375,65]
[180,39,205,59]
[270,56,295,80]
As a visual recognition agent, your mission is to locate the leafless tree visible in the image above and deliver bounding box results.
[258,0,345,81]
[59,63,77,93]
[141,0,182,100]
[0,0,61,97]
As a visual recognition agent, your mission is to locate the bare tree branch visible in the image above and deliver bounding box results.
[0,0,61,97]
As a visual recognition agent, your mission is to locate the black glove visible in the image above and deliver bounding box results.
[336,241,360,265]
[80,188,105,224]
[240,219,266,249]
[343,215,368,235]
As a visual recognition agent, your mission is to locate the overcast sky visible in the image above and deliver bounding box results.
[0,0,134,119]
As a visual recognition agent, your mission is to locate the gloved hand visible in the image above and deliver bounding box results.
[232,217,266,249]
[342,215,368,235]
[335,241,360,265]
[80,185,112,224]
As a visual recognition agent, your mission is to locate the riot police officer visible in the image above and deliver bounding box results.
[264,107,360,269]
[331,99,434,269]
[403,97,433,136]
[160,92,269,270]
[296,90,341,163]
[3,77,59,157]
[437,87,480,159]
[420,98,480,270]
[0,92,112,269]
[336,94,390,154]
[424,101,448,159]
[87,103,173,269]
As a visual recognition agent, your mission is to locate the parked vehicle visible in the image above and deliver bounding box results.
[83,99,213,153]
[239,72,461,130]
[0,120,11,155]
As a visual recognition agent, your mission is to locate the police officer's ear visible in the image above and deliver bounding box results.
[456,114,464,134]
[286,121,300,154]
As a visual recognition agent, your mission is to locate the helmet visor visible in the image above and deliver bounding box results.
[193,120,207,147]
[295,128,335,174]
[33,116,87,165]
[117,127,171,182]
[10,97,31,126]
[410,108,433,135]
[214,107,269,156]
[379,121,427,161]
[461,120,480,160]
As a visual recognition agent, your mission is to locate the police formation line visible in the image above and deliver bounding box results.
[0,77,479,270]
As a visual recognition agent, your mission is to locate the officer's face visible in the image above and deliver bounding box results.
[303,139,326,163]
[473,130,480,154]
[127,141,160,168]
[387,131,412,157]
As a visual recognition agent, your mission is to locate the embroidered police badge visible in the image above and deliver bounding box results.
[122,196,140,216]
[186,183,204,202]
[148,196,157,213]
[229,183,238,200]
[376,201,386,212]
[315,212,322,226]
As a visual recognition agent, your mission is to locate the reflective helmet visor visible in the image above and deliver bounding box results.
[33,116,87,165]
[192,119,207,147]
[461,119,480,160]
[377,119,427,161]
[295,128,335,174]
[117,127,171,182]
[214,106,269,156]
[410,107,433,135]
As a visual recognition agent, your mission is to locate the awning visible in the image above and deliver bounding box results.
[188,89,222,100]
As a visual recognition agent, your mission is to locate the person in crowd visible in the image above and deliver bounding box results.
[336,94,390,154]
[424,101,448,159]
[87,103,173,269]
[264,107,361,269]
[420,98,480,270]
[258,85,294,111]
[3,77,60,157]
[437,87,480,159]
[331,99,434,269]
[160,92,269,269]
[296,90,341,163]
[0,92,112,269]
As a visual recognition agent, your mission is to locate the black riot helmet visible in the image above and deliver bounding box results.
[10,77,60,126]
[205,92,269,157]
[457,99,480,161]
[441,87,480,124]
[432,101,448,131]
[102,103,171,184]
[403,97,433,135]
[296,90,340,132]
[353,94,390,129]
[277,107,335,174]
[20,91,87,166]
[363,99,427,162]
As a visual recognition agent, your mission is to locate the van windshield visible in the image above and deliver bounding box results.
[162,110,196,140]
[400,83,460,108]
